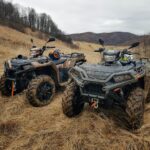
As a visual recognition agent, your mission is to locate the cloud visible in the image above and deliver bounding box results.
[103,20,125,26]
[10,0,150,34]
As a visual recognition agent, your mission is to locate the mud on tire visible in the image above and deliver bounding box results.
[26,75,55,107]
[145,76,150,103]
[124,87,144,130]
[62,81,84,117]
[0,74,12,96]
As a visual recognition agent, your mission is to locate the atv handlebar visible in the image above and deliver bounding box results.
[41,46,56,55]
[94,48,105,53]
[122,49,139,55]
[29,37,56,57]
[46,46,55,49]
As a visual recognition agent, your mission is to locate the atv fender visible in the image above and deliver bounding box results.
[31,61,54,68]
[31,61,60,84]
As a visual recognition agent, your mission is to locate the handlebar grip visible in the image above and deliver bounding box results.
[94,48,104,53]
[94,50,100,52]
[46,46,55,49]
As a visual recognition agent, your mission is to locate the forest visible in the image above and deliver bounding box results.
[0,0,73,44]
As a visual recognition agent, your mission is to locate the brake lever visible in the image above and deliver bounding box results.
[94,50,100,52]
[46,46,55,49]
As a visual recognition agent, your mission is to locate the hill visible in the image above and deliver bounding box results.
[70,32,143,45]
[0,25,150,150]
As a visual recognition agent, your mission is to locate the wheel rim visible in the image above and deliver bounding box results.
[37,82,53,101]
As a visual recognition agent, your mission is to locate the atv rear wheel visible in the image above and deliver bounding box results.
[62,81,84,117]
[26,75,55,107]
[0,74,12,96]
[145,76,150,103]
[124,87,144,130]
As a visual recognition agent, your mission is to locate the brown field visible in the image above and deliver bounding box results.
[0,25,150,150]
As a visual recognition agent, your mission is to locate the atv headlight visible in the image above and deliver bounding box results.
[4,61,10,70]
[113,74,132,82]
[4,64,6,72]
[7,60,12,69]
[104,55,116,63]
[4,60,12,69]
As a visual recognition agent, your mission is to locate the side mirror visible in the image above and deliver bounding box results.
[99,39,104,46]
[47,37,55,43]
[94,48,105,53]
[99,48,105,53]
[128,42,140,49]
[31,38,33,43]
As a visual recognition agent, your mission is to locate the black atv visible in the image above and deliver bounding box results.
[62,39,150,130]
[0,38,86,107]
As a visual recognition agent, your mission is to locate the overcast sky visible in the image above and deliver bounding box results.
[9,0,150,35]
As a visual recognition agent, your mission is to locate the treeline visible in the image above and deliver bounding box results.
[0,0,73,44]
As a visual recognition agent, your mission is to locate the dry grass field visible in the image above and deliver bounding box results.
[0,25,150,150]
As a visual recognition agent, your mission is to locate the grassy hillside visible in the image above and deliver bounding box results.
[70,32,150,49]
[70,32,140,45]
[0,25,150,150]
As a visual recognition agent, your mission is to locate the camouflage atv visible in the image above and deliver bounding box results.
[62,39,150,130]
[0,38,86,107]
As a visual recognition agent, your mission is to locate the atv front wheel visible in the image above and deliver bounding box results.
[124,87,144,130]
[0,74,12,96]
[62,81,84,117]
[146,93,150,103]
[26,75,55,107]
